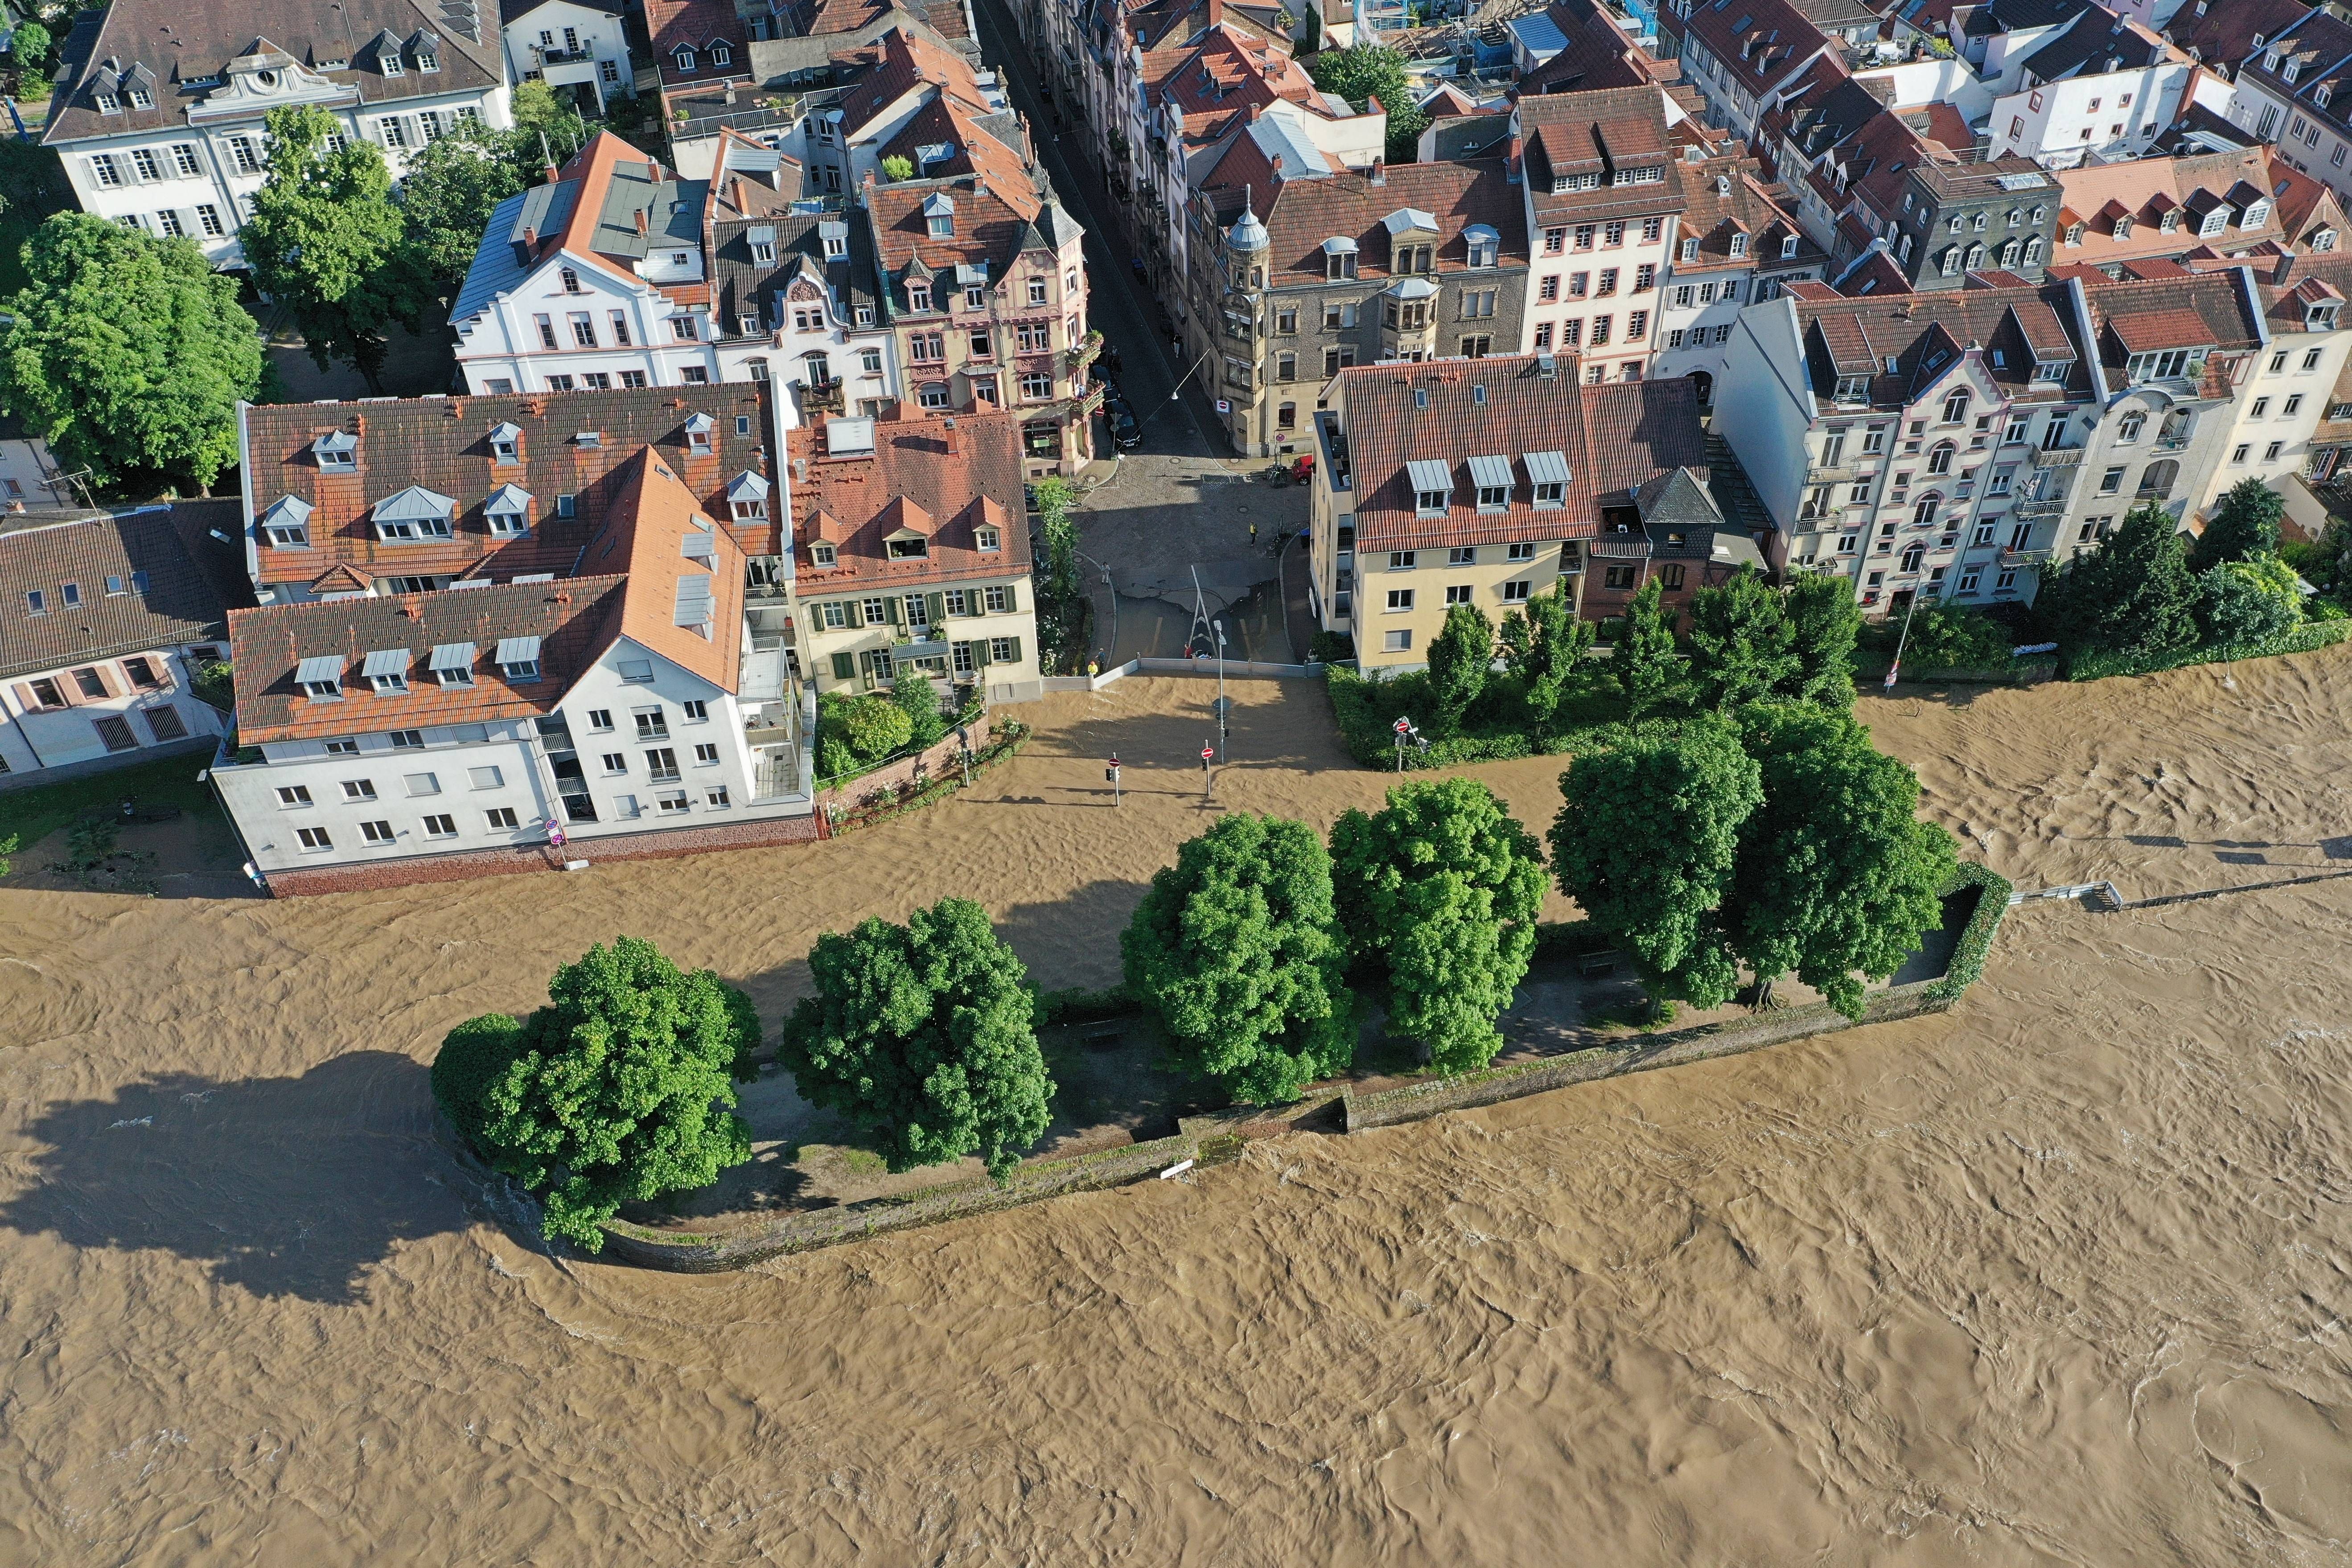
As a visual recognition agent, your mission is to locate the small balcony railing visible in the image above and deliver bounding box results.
[2030,446,2083,468]
[2000,547,2055,567]
[795,380,845,415]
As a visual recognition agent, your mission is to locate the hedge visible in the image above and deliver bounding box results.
[1925,860,2012,1002]
[1033,983,1135,1025]
[2064,618,2352,682]
[1324,663,1625,772]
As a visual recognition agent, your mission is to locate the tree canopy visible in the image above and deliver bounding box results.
[1686,567,1797,710]
[1614,577,1681,716]
[2190,477,2285,573]
[242,105,418,390]
[1550,717,1762,1009]
[1728,703,1958,1018]
[2039,503,2199,661]
[1122,813,1354,1103]
[2197,555,2302,646]
[435,937,760,1250]
[781,899,1053,1179]
[392,131,523,297]
[1424,601,1494,733]
[1331,778,1546,1072]
[0,213,263,490]
[1302,45,1428,165]
[892,668,949,750]
[1777,568,1861,707]
[1514,583,1593,725]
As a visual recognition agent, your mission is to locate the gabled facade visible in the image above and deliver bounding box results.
[501,0,637,115]
[2227,9,2352,206]
[46,0,511,270]
[451,132,724,395]
[2049,145,2344,268]
[1983,1,2212,168]
[212,448,817,894]
[782,408,1043,701]
[1307,354,1719,665]
[867,167,1096,475]
[1652,148,1829,396]
[0,508,231,782]
[1190,159,1530,456]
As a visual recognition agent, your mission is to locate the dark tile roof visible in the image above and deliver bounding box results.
[1518,0,1676,94]
[45,0,501,148]
[2075,272,2265,387]
[1793,284,2093,406]
[0,509,230,680]
[1673,153,1826,272]
[2018,3,2171,81]
[2236,8,2352,140]
[646,0,751,86]
[1519,86,1702,226]
[239,385,780,590]
[1204,159,1528,288]
[786,410,1032,588]
[1331,355,1708,550]
[1681,0,1835,98]
[2165,0,2307,73]
[712,206,884,348]
[229,575,627,744]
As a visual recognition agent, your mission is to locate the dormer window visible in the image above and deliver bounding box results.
[810,542,837,566]
[430,645,475,686]
[2317,228,2340,252]
[296,656,345,700]
[95,91,119,113]
[2114,215,2133,240]
[489,424,521,464]
[975,526,1001,551]
[364,650,411,696]
[1835,373,1870,402]
[487,508,528,536]
[821,233,845,259]
[2242,199,2271,228]
[908,282,931,311]
[575,430,603,448]
[712,42,732,66]
[2199,207,2231,236]
[1681,237,1700,262]
[1463,226,1498,268]
[2033,359,2068,381]
[2066,222,2086,246]
[267,522,308,547]
[1728,234,1748,257]
[684,413,715,453]
[127,88,152,108]
[753,240,775,264]
[2311,303,2342,330]
[2126,348,2201,381]
[314,431,358,471]
[2160,209,2181,233]
[496,636,543,683]
[382,50,403,75]
[886,535,928,559]
[1781,233,1799,259]
[2284,61,2301,82]
[674,45,697,70]
[418,49,439,72]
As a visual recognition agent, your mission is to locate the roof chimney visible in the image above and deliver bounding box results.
[635,206,649,234]
[1206,0,1221,23]
[1506,134,1523,185]
[1368,157,1385,186]
[941,416,959,455]
[724,79,737,105]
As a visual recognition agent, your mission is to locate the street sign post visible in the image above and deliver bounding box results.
[1106,754,1121,806]
[1392,716,1418,772]
[1201,741,1214,802]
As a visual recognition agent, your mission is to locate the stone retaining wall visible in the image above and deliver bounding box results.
[1342,981,1951,1132]
[815,713,1007,816]
[598,1133,1197,1271]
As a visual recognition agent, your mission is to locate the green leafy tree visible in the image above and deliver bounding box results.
[0,213,263,490]
[781,898,1053,1178]
[449,938,759,1250]
[1550,718,1763,1009]
[1121,813,1355,1102]
[839,693,913,758]
[1614,577,1681,717]
[2039,503,2199,661]
[1686,566,1797,711]
[1302,45,1429,165]
[1423,601,1494,733]
[892,669,948,750]
[241,105,416,391]
[1893,601,2013,671]
[1729,703,1959,1018]
[1497,607,1533,671]
[9,20,51,72]
[880,154,916,181]
[393,131,522,297]
[2190,477,2285,572]
[1519,584,1593,726]
[2197,556,2302,646]
[1030,476,1086,671]
[1331,778,1546,1072]
[1778,568,1860,707]
[503,82,591,183]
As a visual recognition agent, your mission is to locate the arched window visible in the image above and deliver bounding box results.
[2117,409,2146,443]
[559,266,581,294]
[1948,214,1965,234]
[2137,458,2179,497]
[1900,543,1925,572]
[1942,389,1969,423]
[1972,211,1989,231]
[2031,205,2047,223]
[1927,441,1956,475]
[1912,493,1941,527]
[2006,208,2022,227]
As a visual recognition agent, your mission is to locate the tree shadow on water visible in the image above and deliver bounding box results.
[0,1051,471,1305]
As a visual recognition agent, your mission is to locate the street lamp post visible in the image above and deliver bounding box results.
[1214,624,1229,758]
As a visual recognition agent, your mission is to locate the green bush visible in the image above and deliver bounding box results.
[2196,557,2301,647]
[892,671,948,750]
[191,659,234,713]
[2065,617,2352,681]
[1925,862,2014,1001]
[1892,602,2014,670]
[1308,629,1356,664]
[838,694,913,759]
[430,1013,526,1149]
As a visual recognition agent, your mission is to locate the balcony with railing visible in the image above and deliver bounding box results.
[793,379,845,417]
[2000,546,2055,567]
[2029,445,2084,468]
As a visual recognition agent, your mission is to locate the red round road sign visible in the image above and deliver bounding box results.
[1393,717,1411,734]
[1201,744,1214,761]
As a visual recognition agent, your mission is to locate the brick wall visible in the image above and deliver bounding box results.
[263,809,827,897]
[817,713,1006,815]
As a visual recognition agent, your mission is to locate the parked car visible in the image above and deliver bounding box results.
[1101,381,1143,451]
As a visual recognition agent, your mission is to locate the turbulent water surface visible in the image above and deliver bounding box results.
[3,669,2349,1565]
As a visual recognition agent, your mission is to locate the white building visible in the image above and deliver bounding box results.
[1650,150,1826,403]
[0,507,230,783]
[451,131,724,394]
[213,451,814,894]
[500,0,634,115]
[46,0,512,270]
[1983,3,2218,168]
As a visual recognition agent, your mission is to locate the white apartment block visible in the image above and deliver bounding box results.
[501,0,635,115]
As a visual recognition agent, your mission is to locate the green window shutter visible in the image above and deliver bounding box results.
[842,599,861,628]
[974,636,991,667]
[1006,636,1023,666]
[887,595,904,626]
[927,591,945,626]
[830,651,855,680]
[1002,581,1020,615]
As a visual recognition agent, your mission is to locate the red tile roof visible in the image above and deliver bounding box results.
[1205,159,1528,287]
[787,410,1032,588]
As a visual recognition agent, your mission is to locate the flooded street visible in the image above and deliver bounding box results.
[3,664,2350,1564]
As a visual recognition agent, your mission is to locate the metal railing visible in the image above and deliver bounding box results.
[2029,446,2083,468]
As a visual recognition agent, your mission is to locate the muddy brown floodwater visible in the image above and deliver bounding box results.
[4,667,2351,1565]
